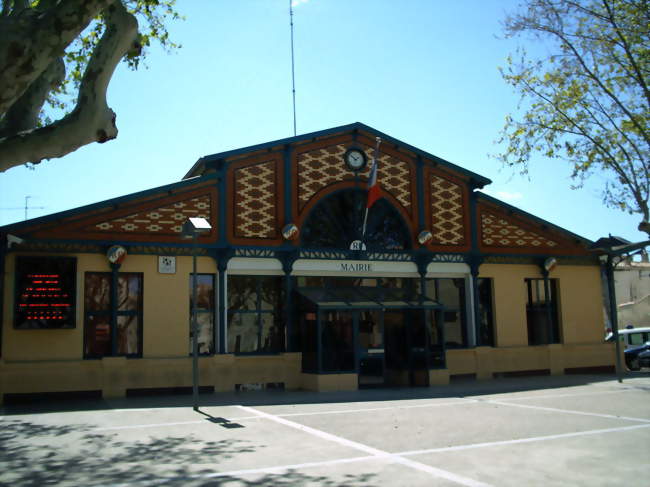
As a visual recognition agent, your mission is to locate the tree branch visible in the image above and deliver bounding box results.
[0,0,112,116]
[0,56,64,138]
[0,1,139,172]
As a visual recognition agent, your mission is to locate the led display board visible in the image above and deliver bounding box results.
[14,256,77,329]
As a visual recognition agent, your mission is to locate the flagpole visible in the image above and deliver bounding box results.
[362,137,382,239]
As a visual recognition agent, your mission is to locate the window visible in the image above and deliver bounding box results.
[422,278,467,348]
[189,274,215,355]
[14,256,76,329]
[476,278,495,346]
[300,188,411,250]
[227,275,284,354]
[84,272,143,358]
[525,278,560,345]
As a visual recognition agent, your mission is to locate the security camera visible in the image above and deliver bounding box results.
[7,234,24,248]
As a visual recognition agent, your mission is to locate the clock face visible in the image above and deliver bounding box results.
[344,148,367,171]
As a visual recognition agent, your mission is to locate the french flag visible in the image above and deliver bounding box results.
[366,139,381,209]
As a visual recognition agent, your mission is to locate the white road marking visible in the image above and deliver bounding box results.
[400,423,650,456]
[276,399,478,417]
[236,405,492,487]
[91,386,647,431]
[494,387,637,401]
[192,422,650,483]
[484,399,650,423]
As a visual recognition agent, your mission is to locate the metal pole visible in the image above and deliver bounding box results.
[606,255,623,383]
[192,231,199,410]
[289,0,297,136]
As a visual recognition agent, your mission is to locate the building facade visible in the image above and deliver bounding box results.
[0,123,614,402]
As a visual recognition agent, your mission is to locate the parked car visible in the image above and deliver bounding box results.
[624,342,650,371]
[637,349,650,370]
[605,326,650,350]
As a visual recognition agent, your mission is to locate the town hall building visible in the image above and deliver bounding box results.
[0,123,614,402]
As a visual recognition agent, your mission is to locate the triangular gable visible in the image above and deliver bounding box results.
[7,177,218,244]
[477,195,591,256]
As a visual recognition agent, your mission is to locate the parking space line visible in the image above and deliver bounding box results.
[196,423,650,483]
[237,405,492,487]
[399,423,650,456]
[276,399,478,417]
[497,388,636,402]
[484,399,650,423]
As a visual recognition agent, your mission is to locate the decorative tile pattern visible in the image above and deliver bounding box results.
[430,175,465,245]
[234,161,277,238]
[297,144,412,213]
[90,195,211,234]
[481,211,558,248]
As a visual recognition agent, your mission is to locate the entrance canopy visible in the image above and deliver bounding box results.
[296,286,441,310]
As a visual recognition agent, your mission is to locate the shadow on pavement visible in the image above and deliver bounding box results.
[0,419,377,486]
[2,373,648,417]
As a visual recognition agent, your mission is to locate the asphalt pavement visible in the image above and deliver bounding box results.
[1,373,649,486]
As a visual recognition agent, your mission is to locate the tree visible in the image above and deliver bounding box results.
[497,0,650,234]
[0,0,180,173]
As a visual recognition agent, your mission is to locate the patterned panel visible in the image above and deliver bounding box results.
[298,144,348,209]
[371,149,411,213]
[297,144,412,212]
[430,175,465,245]
[90,195,211,234]
[481,212,558,248]
[234,160,276,238]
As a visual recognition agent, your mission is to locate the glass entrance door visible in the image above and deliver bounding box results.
[358,310,384,388]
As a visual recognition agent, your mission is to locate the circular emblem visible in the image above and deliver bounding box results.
[349,240,367,251]
[107,245,127,265]
[282,223,299,240]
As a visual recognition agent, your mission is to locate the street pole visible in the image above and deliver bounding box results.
[192,230,199,410]
[606,255,623,383]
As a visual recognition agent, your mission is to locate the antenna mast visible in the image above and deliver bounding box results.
[289,0,297,136]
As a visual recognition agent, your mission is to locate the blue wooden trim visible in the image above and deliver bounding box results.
[0,174,219,232]
[185,122,492,187]
[217,268,226,354]
[317,309,322,373]
[476,191,593,245]
[416,155,425,231]
[216,159,227,246]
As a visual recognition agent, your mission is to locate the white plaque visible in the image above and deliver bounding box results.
[158,256,176,274]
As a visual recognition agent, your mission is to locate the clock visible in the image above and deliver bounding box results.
[344,148,367,171]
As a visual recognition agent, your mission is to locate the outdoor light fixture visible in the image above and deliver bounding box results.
[543,257,557,273]
[281,223,299,241]
[417,230,433,245]
[182,217,212,411]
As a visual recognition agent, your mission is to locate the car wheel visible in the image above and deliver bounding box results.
[627,358,640,371]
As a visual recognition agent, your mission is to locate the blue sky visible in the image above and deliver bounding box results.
[1,0,645,243]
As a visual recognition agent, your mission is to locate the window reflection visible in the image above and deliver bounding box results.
[227,275,284,354]
[189,274,215,355]
[84,272,142,358]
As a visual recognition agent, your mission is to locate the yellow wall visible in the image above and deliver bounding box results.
[554,265,605,344]
[480,264,539,347]
[1,254,613,399]
[479,263,606,347]
[2,252,216,361]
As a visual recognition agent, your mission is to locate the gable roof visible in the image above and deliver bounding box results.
[184,122,492,188]
[1,174,218,236]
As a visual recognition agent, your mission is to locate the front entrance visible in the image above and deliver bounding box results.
[297,286,444,389]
